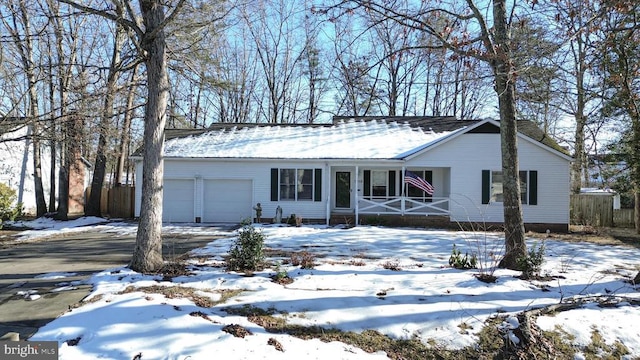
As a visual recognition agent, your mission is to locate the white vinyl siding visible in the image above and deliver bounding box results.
[406,133,569,225]
[143,160,328,223]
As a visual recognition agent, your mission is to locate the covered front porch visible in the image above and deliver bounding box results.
[328,165,451,224]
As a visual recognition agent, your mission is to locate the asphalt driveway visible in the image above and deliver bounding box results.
[0,225,231,340]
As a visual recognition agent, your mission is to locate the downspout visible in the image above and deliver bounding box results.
[355,165,359,226]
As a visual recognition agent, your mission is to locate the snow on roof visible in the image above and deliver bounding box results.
[163,119,463,159]
[580,187,617,195]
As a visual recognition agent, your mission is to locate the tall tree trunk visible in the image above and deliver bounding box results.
[632,110,640,234]
[48,54,57,213]
[572,39,587,194]
[492,0,526,269]
[27,79,47,216]
[10,1,48,217]
[86,23,125,216]
[130,0,170,273]
[115,65,139,187]
[50,0,76,220]
[56,119,69,220]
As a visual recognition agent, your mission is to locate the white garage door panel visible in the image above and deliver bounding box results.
[203,180,252,223]
[163,179,194,222]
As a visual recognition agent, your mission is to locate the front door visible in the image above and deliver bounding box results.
[335,171,351,208]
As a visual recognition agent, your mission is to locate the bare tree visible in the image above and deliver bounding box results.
[299,9,326,123]
[596,1,640,234]
[323,0,528,268]
[240,0,306,123]
[115,64,141,186]
[44,0,89,220]
[549,0,604,194]
[329,16,382,116]
[59,0,188,272]
[212,35,258,123]
[2,0,47,216]
[86,14,127,216]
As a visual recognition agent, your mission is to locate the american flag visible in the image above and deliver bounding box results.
[404,171,434,195]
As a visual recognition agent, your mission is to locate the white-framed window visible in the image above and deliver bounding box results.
[405,170,434,199]
[490,170,530,204]
[279,168,313,201]
[371,170,388,197]
[363,170,399,199]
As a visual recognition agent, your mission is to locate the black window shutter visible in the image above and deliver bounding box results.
[364,170,371,197]
[481,170,490,204]
[529,171,538,205]
[270,168,278,201]
[388,171,396,196]
[314,168,322,202]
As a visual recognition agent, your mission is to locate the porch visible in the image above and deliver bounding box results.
[328,165,451,225]
[357,195,449,216]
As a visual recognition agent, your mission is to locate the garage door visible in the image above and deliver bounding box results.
[163,179,195,222]
[203,179,252,223]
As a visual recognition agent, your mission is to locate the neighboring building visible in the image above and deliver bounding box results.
[580,187,621,210]
[132,117,572,232]
[0,123,90,215]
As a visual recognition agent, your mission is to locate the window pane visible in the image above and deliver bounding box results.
[491,171,503,202]
[372,171,387,196]
[491,171,529,204]
[280,169,295,200]
[279,168,315,201]
[519,171,528,204]
[298,169,313,200]
[407,170,425,197]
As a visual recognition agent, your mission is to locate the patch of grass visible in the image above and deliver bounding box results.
[291,251,316,269]
[121,286,243,308]
[381,260,401,271]
[225,305,619,360]
[466,316,580,359]
[457,322,472,335]
[225,305,467,359]
[584,327,630,360]
[155,260,193,281]
[69,294,104,311]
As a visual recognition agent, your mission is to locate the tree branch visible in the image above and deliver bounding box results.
[56,0,144,40]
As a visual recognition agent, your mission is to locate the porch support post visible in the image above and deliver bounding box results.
[355,165,359,226]
[401,166,406,215]
[325,163,330,226]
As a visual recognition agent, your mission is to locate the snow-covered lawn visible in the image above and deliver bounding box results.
[20,222,640,359]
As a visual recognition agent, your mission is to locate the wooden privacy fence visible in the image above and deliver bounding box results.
[86,186,135,218]
[570,194,613,227]
[108,186,135,218]
[571,194,635,228]
[613,209,635,228]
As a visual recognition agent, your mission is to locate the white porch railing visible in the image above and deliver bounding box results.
[357,196,450,216]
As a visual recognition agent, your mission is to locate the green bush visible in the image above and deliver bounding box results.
[449,244,478,270]
[227,223,266,272]
[517,242,546,279]
[0,183,22,222]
